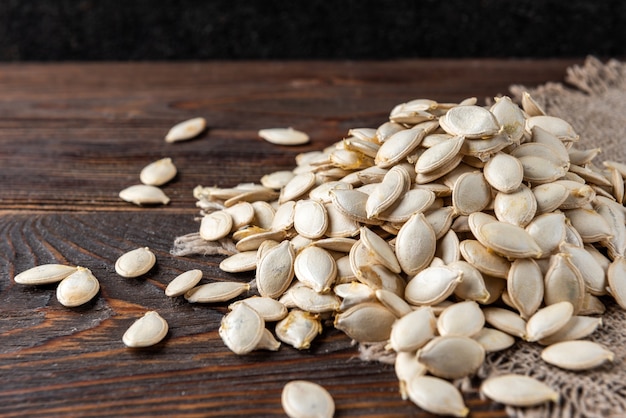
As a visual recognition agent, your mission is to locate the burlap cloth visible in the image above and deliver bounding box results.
[478,56,626,418]
[172,56,626,417]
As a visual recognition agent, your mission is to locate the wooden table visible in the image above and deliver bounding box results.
[0,59,583,417]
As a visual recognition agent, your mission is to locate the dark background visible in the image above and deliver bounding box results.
[0,0,624,61]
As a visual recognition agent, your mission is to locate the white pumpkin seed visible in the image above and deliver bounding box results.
[122,311,169,348]
[395,351,427,400]
[293,199,329,239]
[260,170,296,189]
[608,256,626,309]
[388,307,436,352]
[525,301,574,342]
[281,380,335,418]
[165,117,206,143]
[165,269,203,297]
[544,253,585,313]
[219,302,264,355]
[483,307,527,339]
[459,239,510,279]
[452,171,492,216]
[184,281,249,303]
[483,152,524,193]
[406,375,469,417]
[541,340,614,370]
[275,309,322,350]
[200,210,233,241]
[290,285,340,313]
[14,264,78,285]
[440,105,500,138]
[480,374,559,407]
[256,240,295,299]
[230,296,288,322]
[437,301,485,337]
[115,247,156,278]
[472,327,516,352]
[334,302,396,343]
[404,266,463,306]
[139,157,177,186]
[417,335,485,379]
[507,258,544,319]
[395,212,437,276]
[538,315,602,345]
[119,184,170,206]
[258,127,310,146]
[374,128,425,168]
[56,267,100,307]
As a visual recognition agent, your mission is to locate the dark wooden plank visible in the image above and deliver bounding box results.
[0,211,507,417]
[0,59,581,210]
[0,60,585,417]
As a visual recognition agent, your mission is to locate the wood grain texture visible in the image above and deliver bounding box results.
[0,59,582,417]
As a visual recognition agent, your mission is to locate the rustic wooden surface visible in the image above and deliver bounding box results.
[0,59,583,417]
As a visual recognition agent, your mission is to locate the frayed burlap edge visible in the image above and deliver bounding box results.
[172,56,626,417]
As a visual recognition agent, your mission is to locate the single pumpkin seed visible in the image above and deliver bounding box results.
[115,247,156,278]
[417,335,485,379]
[119,184,170,206]
[281,380,335,418]
[404,266,463,306]
[184,281,250,303]
[230,296,288,322]
[258,127,310,146]
[200,210,233,241]
[538,315,603,345]
[56,267,100,307]
[472,327,516,352]
[541,340,614,370]
[437,301,485,337]
[256,240,295,299]
[480,374,559,407]
[388,307,436,352]
[139,157,177,186]
[165,117,206,143]
[334,302,396,343]
[275,309,322,350]
[122,311,169,348]
[219,302,264,355]
[525,301,574,342]
[406,375,469,417]
[165,269,203,297]
[14,264,78,285]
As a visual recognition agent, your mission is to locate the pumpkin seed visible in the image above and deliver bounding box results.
[281,380,335,418]
[480,374,559,407]
[334,302,396,343]
[404,266,463,306]
[230,296,288,322]
[275,309,322,350]
[119,184,170,206]
[258,127,310,146]
[165,117,206,143]
[417,335,485,379]
[14,264,78,285]
[256,240,295,299]
[538,315,602,345]
[115,247,156,278]
[472,327,516,352]
[56,267,100,307]
[440,105,500,138]
[388,307,436,352]
[437,301,485,337]
[200,210,233,241]
[165,269,203,297]
[483,152,524,193]
[219,302,265,355]
[525,301,574,342]
[122,311,169,348]
[406,375,469,417]
[184,281,249,303]
[541,340,614,370]
[139,157,177,186]
[395,351,427,400]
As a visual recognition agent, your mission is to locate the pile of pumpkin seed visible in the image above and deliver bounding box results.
[13,94,626,416]
[180,93,626,416]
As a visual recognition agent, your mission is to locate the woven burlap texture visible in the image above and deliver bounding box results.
[172,56,626,417]
[477,56,626,418]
